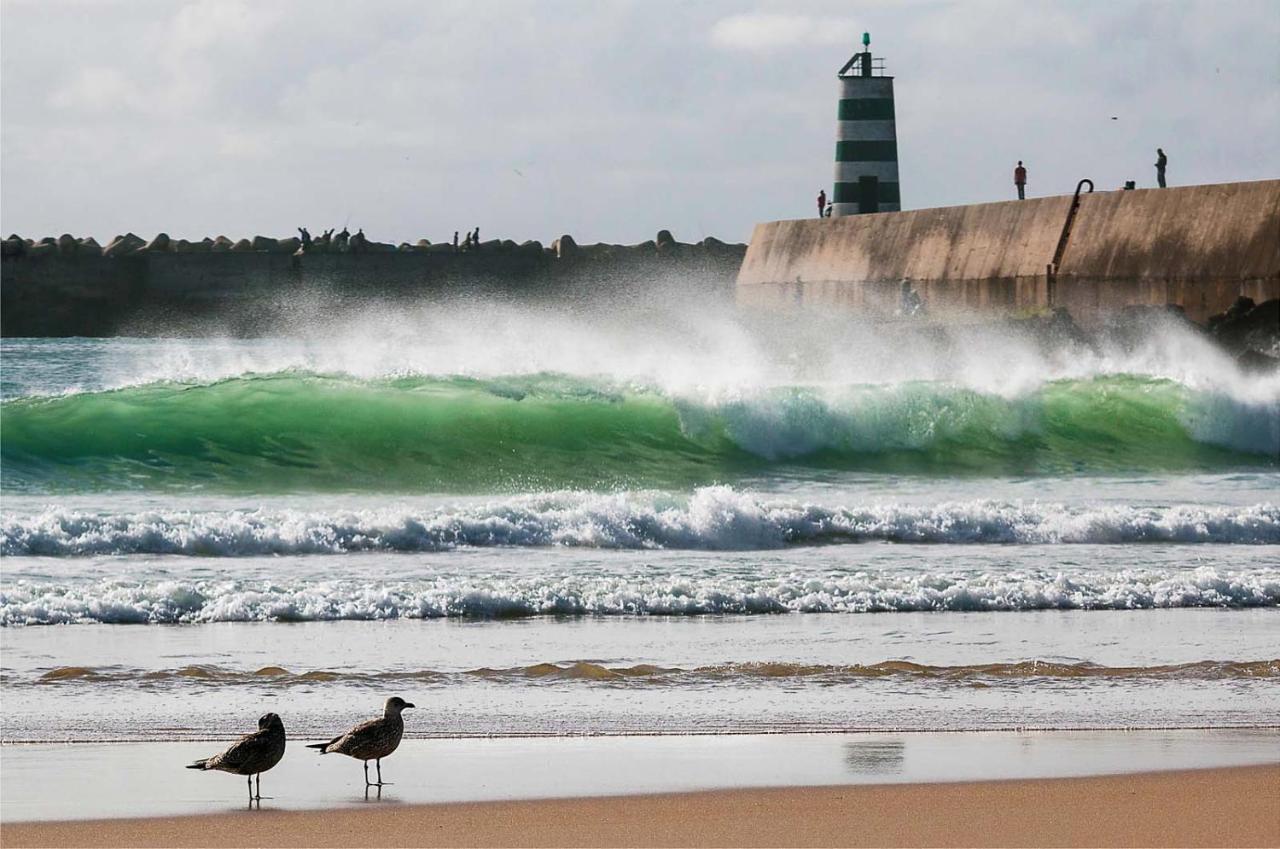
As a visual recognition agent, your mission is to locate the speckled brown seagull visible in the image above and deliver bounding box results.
[186,712,286,802]
[307,696,414,786]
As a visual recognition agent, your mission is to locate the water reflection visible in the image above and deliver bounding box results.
[843,738,906,775]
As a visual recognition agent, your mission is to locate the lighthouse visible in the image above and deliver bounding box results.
[832,33,900,216]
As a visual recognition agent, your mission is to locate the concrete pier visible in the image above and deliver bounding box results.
[737,179,1280,324]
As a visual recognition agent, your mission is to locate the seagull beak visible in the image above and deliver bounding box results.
[405,702,416,709]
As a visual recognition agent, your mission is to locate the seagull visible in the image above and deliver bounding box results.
[307,696,414,786]
[186,712,286,803]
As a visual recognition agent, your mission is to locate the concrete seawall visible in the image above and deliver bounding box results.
[1053,180,1279,322]
[737,179,1280,324]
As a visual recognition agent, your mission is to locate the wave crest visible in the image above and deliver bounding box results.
[2,372,1276,492]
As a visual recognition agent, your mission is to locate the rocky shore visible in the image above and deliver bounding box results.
[1,229,746,336]
[1,228,738,260]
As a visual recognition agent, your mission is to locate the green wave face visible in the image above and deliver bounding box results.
[1,373,1275,492]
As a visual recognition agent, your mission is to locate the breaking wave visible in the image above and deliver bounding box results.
[2,372,1276,493]
[3,562,1277,625]
[4,488,1279,557]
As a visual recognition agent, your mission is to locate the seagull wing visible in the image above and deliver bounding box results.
[337,717,384,750]
[207,728,268,771]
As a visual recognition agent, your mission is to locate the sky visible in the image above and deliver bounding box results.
[2,0,1278,245]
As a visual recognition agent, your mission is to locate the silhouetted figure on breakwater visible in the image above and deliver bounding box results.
[452,231,459,251]
[298,227,312,249]
[1014,161,1027,200]
[1155,148,1168,188]
[336,227,350,252]
[472,227,480,249]
[899,280,923,316]
[350,228,367,253]
[817,189,826,218]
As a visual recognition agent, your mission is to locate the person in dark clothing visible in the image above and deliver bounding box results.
[298,227,311,249]
[1014,161,1027,200]
[452,231,459,251]
[899,280,923,316]
[336,227,350,252]
[472,227,480,249]
[817,189,827,218]
[1155,148,1168,188]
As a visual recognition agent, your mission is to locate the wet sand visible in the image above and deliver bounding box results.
[5,765,1277,848]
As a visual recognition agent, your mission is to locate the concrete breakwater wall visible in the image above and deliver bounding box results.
[1,233,744,336]
[737,179,1280,324]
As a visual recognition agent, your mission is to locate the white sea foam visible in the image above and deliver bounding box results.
[4,488,1278,557]
[3,561,1278,625]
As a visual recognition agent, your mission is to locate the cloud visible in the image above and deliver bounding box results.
[50,67,144,113]
[709,13,861,51]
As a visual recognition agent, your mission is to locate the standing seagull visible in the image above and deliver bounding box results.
[307,696,414,786]
[186,712,286,803]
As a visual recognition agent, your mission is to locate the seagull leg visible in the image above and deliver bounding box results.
[363,760,371,786]
[375,758,393,786]
[247,775,254,804]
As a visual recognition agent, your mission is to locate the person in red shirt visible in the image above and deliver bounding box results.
[1014,161,1027,200]
[817,189,827,218]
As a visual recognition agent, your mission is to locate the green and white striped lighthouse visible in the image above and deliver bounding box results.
[832,33,900,216]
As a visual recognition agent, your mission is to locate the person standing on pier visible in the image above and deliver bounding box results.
[1155,148,1168,188]
[1014,161,1027,200]
[817,189,827,218]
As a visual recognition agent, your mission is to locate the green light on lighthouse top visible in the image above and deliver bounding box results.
[862,32,871,49]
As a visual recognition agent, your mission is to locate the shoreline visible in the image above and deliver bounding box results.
[4,765,1277,848]
[6,729,1278,823]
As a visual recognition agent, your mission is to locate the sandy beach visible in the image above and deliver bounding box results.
[5,765,1277,848]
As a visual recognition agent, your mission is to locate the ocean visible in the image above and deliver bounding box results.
[2,299,1278,744]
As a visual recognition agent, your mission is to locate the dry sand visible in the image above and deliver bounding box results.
[4,765,1277,848]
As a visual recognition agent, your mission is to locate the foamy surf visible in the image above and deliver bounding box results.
[3,560,1277,624]
[3,488,1278,557]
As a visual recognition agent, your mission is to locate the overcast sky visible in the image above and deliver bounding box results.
[2,0,1277,245]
